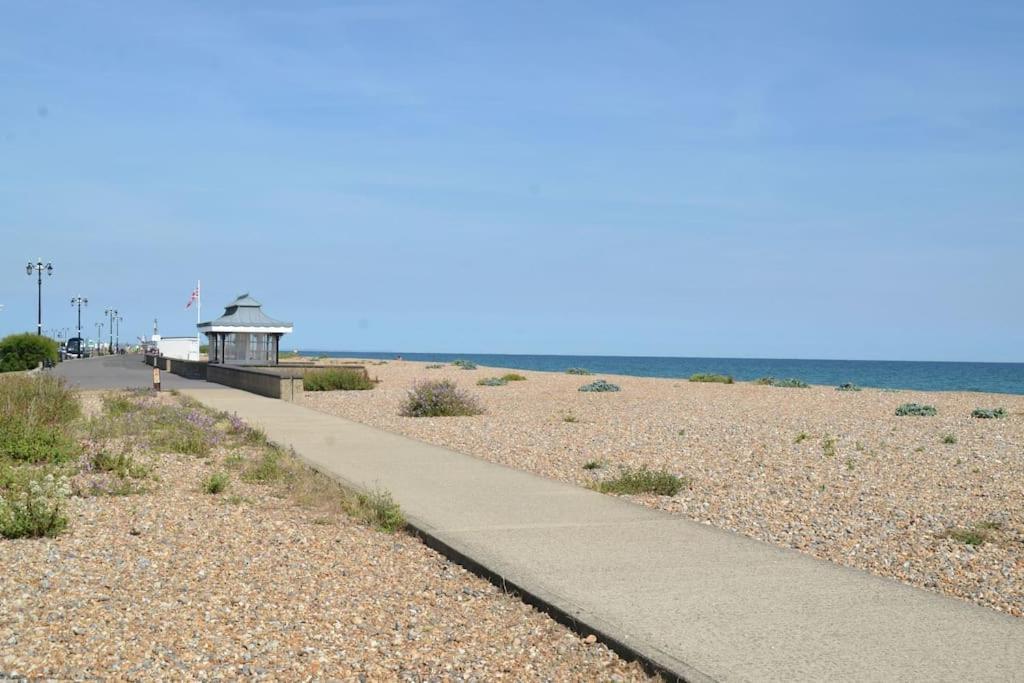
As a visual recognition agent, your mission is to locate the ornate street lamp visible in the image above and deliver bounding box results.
[71,296,88,341]
[104,308,118,355]
[95,322,104,355]
[26,258,53,335]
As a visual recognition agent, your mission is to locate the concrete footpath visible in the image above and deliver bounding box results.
[171,385,1024,682]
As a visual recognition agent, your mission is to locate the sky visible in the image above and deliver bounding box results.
[1,1,1022,361]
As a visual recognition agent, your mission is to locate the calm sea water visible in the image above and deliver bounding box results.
[301,351,1024,395]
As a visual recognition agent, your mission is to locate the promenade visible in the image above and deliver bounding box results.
[55,357,1024,681]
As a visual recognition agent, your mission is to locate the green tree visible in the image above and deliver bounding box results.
[0,334,59,372]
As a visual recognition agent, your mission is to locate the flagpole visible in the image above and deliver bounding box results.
[196,279,201,356]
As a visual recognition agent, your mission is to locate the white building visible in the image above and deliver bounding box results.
[152,334,200,361]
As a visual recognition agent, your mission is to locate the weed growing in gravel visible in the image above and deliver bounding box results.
[425,364,444,369]
[942,526,992,547]
[822,435,837,457]
[352,490,405,533]
[203,472,230,494]
[90,450,151,480]
[753,376,775,385]
[582,460,605,470]
[941,434,957,445]
[400,380,484,417]
[501,373,527,382]
[562,412,580,423]
[845,458,855,471]
[795,432,809,444]
[689,373,734,384]
[244,446,288,483]
[0,473,70,539]
[971,407,1006,419]
[596,466,688,496]
[565,368,592,375]
[895,403,937,417]
[303,368,375,391]
[476,377,508,386]
[578,380,620,393]
[0,375,80,463]
[771,378,809,388]
[102,393,136,417]
[836,383,861,392]
[451,359,477,370]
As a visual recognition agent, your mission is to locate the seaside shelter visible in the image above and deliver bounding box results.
[198,294,293,365]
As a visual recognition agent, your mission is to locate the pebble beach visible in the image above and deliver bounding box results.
[302,359,1024,617]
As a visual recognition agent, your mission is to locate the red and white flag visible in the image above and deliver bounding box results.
[186,286,200,309]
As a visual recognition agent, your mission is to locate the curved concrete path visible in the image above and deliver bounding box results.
[54,358,1024,680]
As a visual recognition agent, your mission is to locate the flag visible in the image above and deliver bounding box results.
[186,286,199,309]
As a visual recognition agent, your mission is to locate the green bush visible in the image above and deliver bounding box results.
[0,333,58,372]
[895,403,937,417]
[578,379,620,392]
[425,364,444,369]
[202,472,230,494]
[244,446,288,483]
[753,376,775,385]
[476,377,508,386]
[400,380,483,417]
[771,378,809,388]
[451,359,477,370]
[565,368,592,375]
[0,473,70,538]
[971,407,1006,419]
[303,368,375,391]
[689,373,733,384]
[91,450,150,480]
[836,383,861,392]
[0,375,80,463]
[596,466,687,496]
[501,373,527,382]
[941,434,957,445]
[353,489,405,533]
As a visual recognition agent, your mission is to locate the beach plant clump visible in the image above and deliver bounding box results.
[895,403,937,417]
[836,383,862,392]
[565,368,592,375]
[451,359,477,370]
[425,364,444,369]
[400,380,484,417]
[202,471,230,494]
[0,333,59,372]
[689,373,734,384]
[753,376,775,385]
[754,376,809,388]
[0,374,80,463]
[578,379,620,393]
[596,466,688,496]
[501,373,527,382]
[476,377,508,386]
[941,434,957,445]
[971,407,1006,419]
[303,368,375,391]
[0,472,71,539]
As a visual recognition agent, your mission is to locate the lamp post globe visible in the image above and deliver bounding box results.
[26,258,54,336]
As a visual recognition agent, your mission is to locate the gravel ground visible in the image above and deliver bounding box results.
[0,392,648,681]
[303,360,1024,617]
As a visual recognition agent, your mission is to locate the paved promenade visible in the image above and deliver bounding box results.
[55,357,1024,680]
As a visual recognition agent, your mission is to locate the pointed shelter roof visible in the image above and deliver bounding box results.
[198,293,293,333]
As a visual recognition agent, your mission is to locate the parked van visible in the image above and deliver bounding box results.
[65,337,88,359]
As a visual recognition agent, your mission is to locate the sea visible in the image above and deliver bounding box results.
[300,351,1024,396]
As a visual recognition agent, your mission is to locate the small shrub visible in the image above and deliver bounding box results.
[303,368,374,391]
[596,466,687,496]
[582,460,604,470]
[689,373,733,384]
[0,375,80,463]
[895,403,937,417]
[772,378,809,388]
[753,376,775,385]
[501,373,527,382]
[795,432,809,444]
[91,450,150,479]
[971,407,1006,419]
[565,368,592,375]
[425,364,444,369]
[0,333,59,372]
[941,434,957,445]
[244,446,288,483]
[352,489,405,533]
[400,380,484,417]
[562,412,580,423]
[822,435,837,457]
[451,359,477,370]
[836,383,861,392]
[578,380,620,393]
[477,377,508,386]
[102,393,136,417]
[203,472,230,494]
[0,473,70,538]
[942,527,990,547]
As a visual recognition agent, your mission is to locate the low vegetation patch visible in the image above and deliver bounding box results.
[596,466,688,496]
[578,379,620,393]
[0,472,70,539]
[0,333,59,372]
[689,373,733,384]
[562,411,580,423]
[941,434,957,445]
[754,376,809,388]
[941,524,999,547]
[476,377,508,386]
[0,375,80,463]
[202,471,230,494]
[822,435,837,458]
[836,383,861,392]
[582,460,605,470]
[303,368,375,391]
[795,432,809,444]
[90,449,150,480]
[895,403,937,417]
[971,407,1006,419]
[451,359,477,370]
[400,380,484,417]
[425,364,444,369]
[565,367,591,375]
[501,373,527,382]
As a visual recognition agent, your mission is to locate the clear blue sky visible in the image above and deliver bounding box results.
[1,1,1021,361]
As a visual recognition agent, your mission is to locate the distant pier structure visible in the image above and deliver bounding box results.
[198,294,293,365]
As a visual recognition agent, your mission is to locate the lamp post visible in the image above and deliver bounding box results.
[104,308,117,355]
[114,315,123,354]
[95,322,104,355]
[26,259,53,335]
[71,296,88,341]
